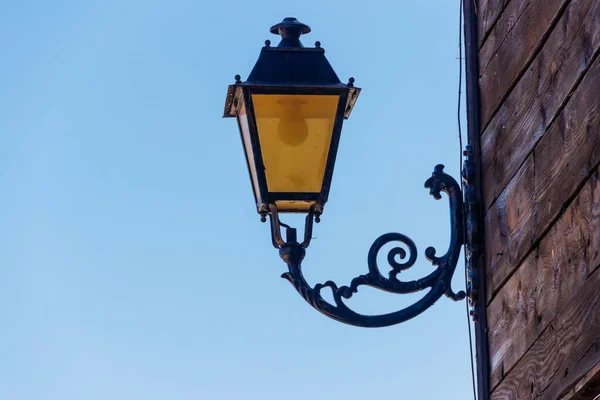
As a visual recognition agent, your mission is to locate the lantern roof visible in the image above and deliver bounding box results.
[223,18,360,119]
[245,43,342,87]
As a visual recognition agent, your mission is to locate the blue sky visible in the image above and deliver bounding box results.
[0,1,474,399]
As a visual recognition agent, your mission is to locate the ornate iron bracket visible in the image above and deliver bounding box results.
[462,145,481,321]
[266,164,469,328]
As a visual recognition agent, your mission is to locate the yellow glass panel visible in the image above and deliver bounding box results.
[274,200,314,212]
[252,94,340,193]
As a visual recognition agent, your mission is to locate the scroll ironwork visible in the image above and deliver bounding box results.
[266,164,466,328]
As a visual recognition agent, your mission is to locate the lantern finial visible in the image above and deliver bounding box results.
[269,17,311,48]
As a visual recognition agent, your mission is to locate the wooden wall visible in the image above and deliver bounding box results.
[475,0,600,398]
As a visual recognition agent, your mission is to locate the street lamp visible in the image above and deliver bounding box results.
[223,18,479,328]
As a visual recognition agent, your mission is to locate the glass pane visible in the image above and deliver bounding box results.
[252,94,340,193]
[274,200,313,212]
[237,98,262,205]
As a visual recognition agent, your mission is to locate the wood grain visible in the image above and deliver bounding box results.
[487,167,600,390]
[480,0,600,211]
[484,156,535,300]
[559,362,600,399]
[478,0,570,128]
[532,58,600,242]
[490,267,600,399]
[477,0,512,49]
[484,57,600,302]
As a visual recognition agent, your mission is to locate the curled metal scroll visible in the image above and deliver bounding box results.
[267,165,466,328]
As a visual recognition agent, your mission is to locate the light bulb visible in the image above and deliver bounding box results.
[276,98,309,147]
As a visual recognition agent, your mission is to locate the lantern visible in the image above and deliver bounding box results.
[223,17,360,215]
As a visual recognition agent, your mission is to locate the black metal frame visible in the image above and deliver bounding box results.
[265,165,467,328]
[244,86,349,212]
[226,84,350,213]
[223,18,360,215]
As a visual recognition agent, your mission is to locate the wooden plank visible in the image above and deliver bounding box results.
[484,57,600,302]
[480,0,600,211]
[478,0,569,128]
[559,362,600,400]
[477,0,512,49]
[490,268,600,399]
[532,60,600,242]
[487,167,600,390]
[484,156,535,300]
[478,0,528,76]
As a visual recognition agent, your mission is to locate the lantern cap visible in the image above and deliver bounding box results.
[269,17,311,48]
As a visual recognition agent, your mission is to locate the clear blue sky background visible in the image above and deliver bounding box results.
[0,1,475,399]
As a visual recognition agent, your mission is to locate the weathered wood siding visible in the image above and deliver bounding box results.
[476,0,600,398]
